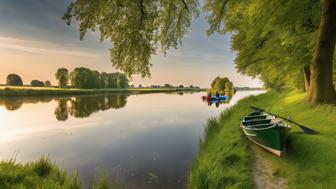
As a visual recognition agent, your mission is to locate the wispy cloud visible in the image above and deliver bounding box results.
[0,36,100,58]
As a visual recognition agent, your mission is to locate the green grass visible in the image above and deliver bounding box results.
[188,90,336,189]
[0,86,205,96]
[0,157,122,189]
[0,157,81,189]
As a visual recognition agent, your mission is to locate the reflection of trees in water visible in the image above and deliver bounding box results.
[0,97,53,111]
[4,98,22,111]
[55,99,68,121]
[109,95,127,109]
[60,95,128,119]
[0,95,128,120]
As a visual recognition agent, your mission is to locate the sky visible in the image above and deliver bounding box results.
[0,0,262,88]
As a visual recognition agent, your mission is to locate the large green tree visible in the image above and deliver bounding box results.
[69,67,98,89]
[55,68,69,88]
[6,74,23,86]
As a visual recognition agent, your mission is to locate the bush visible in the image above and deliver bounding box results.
[45,80,52,87]
[6,74,23,86]
[31,80,45,87]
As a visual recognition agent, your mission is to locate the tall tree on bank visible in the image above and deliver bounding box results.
[307,0,336,103]
[55,68,69,88]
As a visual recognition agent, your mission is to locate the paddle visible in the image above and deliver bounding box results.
[249,106,319,135]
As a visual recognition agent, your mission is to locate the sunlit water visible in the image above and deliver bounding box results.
[0,91,264,189]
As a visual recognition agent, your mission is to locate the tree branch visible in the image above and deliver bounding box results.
[139,0,145,30]
[181,0,189,12]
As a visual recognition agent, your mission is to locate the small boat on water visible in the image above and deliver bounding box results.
[241,111,291,157]
[201,95,228,101]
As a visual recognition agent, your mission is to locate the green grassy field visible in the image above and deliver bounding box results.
[0,86,204,96]
[188,90,336,189]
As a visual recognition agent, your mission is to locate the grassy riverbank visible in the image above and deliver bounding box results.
[0,86,204,96]
[189,90,336,189]
[0,157,118,189]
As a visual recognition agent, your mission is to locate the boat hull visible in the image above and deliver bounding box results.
[241,126,290,157]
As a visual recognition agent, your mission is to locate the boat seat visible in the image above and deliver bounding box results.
[246,123,274,128]
[244,115,267,121]
[242,119,272,126]
[249,112,262,116]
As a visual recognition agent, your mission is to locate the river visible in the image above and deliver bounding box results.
[0,90,264,189]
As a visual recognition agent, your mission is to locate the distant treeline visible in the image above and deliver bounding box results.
[4,67,129,89]
[3,68,201,90]
[56,67,129,89]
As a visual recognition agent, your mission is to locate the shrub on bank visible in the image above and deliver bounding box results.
[6,74,23,86]
[31,80,45,87]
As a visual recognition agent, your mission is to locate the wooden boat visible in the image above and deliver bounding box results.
[240,111,291,157]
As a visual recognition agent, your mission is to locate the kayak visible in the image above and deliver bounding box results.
[211,96,227,101]
[202,96,228,101]
[240,111,291,157]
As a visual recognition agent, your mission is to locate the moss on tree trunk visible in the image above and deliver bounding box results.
[307,0,336,104]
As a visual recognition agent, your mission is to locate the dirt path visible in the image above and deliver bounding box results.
[251,145,288,189]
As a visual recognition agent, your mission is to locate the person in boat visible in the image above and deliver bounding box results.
[207,92,212,101]
[215,91,220,98]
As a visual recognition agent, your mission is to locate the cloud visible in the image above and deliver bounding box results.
[0,36,100,58]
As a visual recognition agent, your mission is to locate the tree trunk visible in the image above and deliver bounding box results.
[303,66,311,92]
[307,0,336,104]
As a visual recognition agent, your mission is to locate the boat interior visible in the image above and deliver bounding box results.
[242,112,290,129]
[242,112,276,128]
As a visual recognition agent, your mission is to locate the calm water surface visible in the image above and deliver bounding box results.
[0,91,264,189]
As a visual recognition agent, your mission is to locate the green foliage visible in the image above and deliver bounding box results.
[63,0,199,77]
[164,83,173,88]
[70,67,98,89]
[55,68,69,88]
[91,173,121,189]
[45,80,52,87]
[210,76,234,93]
[6,74,23,86]
[31,80,45,87]
[69,67,129,89]
[204,0,324,90]
[31,157,53,178]
[0,157,81,189]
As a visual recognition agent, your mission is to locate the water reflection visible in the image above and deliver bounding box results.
[0,97,53,111]
[67,95,127,119]
[0,95,128,121]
